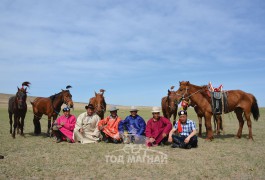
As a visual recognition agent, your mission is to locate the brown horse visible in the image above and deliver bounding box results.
[175,81,259,140]
[161,87,179,125]
[89,89,106,119]
[8,82,30,138]
[182,96,223,136]
[31,87,74,135]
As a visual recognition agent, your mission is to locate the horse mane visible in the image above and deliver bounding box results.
[49,92,61,101]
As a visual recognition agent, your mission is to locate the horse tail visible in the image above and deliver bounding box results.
[251,95,260,121]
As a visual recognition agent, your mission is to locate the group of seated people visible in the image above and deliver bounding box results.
[52,104,198,149]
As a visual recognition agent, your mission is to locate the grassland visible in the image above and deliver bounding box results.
[0,94,265,179]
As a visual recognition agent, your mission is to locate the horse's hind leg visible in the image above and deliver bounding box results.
[198,116,202,137]
[235,108,244,138]
[244,111,253,140]
[9,112,12,134]
[33,115,42,135]
[215,115,221,135]
[47,118,52,136]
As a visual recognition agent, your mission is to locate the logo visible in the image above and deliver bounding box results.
[105,144,168,164]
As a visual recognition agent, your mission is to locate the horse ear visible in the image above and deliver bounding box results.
[187,81,190,85]
[168,89,171,95]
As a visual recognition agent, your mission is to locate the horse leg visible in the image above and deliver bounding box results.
[198,116,202,137]
[33,115,42,135]
[214,115,221,135]
[235,108,244,138]
[17,117,21,135]
[12,115,18,138]
[213,115,216,134]
[47,118,52,136]
[20,114,26,136]
[204,114,214,140]
[173,112,177,126]
[9,112,12,134]
[244,112,253,140]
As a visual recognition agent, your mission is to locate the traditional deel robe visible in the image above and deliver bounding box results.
[73,112,101,144]
[98,115,122,140]
[118,115,146,136]
[55,114,76,142]
[145,116,172,144]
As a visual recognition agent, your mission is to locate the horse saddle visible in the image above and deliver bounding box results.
[210,91,228,114]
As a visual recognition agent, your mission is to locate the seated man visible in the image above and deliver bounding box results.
[118,106,146,144]
[53,107,76,143]
[168,110,198,149]
[98,106,122,143]
[73,104,101,144]
[145,107,172,147]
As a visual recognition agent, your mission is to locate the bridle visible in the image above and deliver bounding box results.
[95,103,106,114]
[167,92,178,110]
[175,85,203,104]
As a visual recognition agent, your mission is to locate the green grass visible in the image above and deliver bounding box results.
[0,107,265,179]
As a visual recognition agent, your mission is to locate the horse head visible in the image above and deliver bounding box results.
[61,90,74,108]
[167,89,179,112]
[16,87,27,109]
[93,90,106,114]
[175,81,191,100]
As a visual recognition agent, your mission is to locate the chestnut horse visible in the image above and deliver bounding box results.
[31,87,74,135]
[89,89,106,119]
[161,89,179,125]
[8,82,30,138]
[175,81,259,140]
[182,99,223,136]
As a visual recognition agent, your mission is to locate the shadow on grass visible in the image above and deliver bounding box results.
[197,133,250,140]
[25,132,50,138]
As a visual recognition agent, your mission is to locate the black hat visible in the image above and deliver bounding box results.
[85,104,94,110]
[63,107,70,112]
[178,110,187,116]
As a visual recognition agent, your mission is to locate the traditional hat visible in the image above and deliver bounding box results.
[178,110,187,116]
[151,106,161,113]
[85,104,95,110]
[109,106,119,112]
[63,107,70,112]
[130,106,139,112]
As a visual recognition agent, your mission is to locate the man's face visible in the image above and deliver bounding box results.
[179,114,187,123]
[87,108,94,116]
[64,111,70,117]
[130,111,137,117]
[110,111,117,117]
[152,112,160,120]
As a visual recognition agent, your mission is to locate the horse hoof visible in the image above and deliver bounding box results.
[205,137,213,141]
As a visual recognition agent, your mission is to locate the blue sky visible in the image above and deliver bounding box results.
[0,0,264,107]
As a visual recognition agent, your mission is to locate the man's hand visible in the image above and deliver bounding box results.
[162,133,167,138]
[184,137,190,144]
[168,136,173,143]
[98,125,105,131]
[79,128,84,133]
[60,122,65,126]
[149,138,155,143]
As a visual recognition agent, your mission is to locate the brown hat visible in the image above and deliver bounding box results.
[85,104,94,110]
